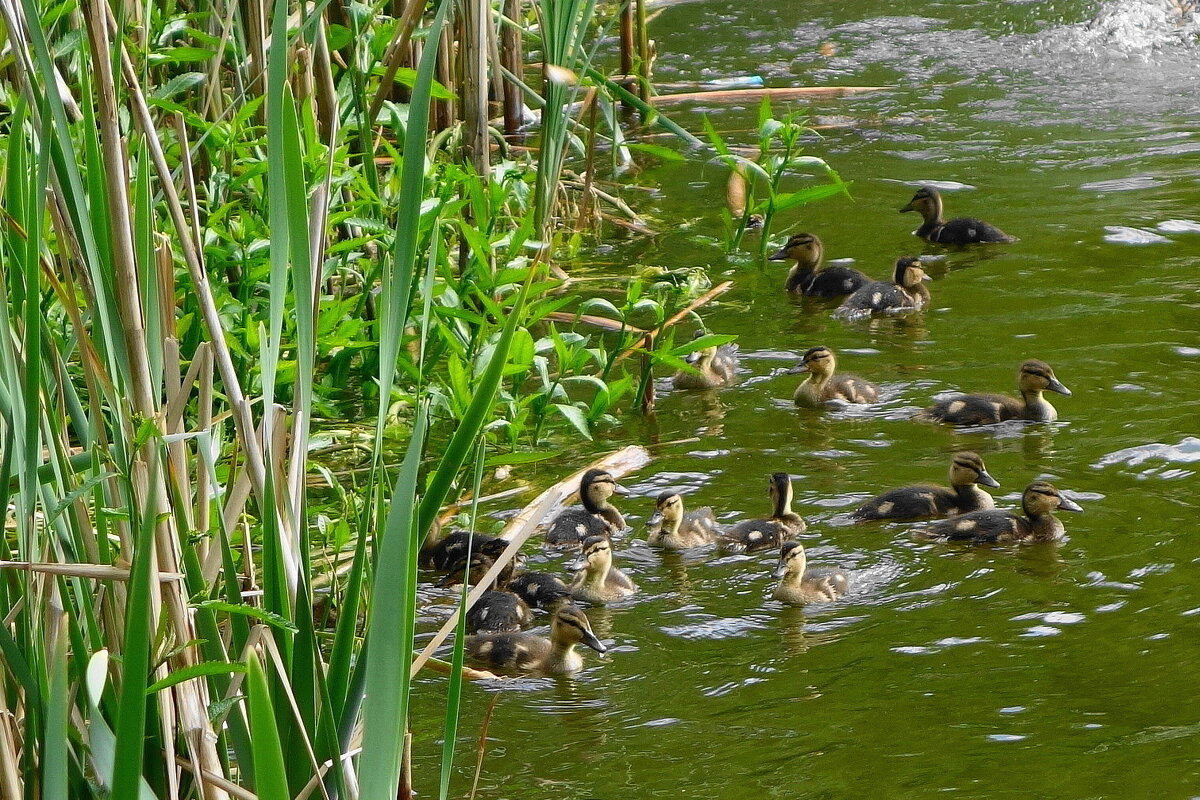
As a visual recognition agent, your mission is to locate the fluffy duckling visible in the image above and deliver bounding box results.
[789,346,879,407]
[545,469,629,546]
[833,257,930,320]
[466,604,606,674]
[768,233,871,298]
[925,481,1083,543]
[852,451,1000,521]
[507,570,573,610]
[438,553,533,633]
[722,472,807,552]
[567,534,637,604]
[921,359,1071,425]
[900,186,1016,245]
[771,541,849,605]
[646,491,722,549]
[672,332,738,390]
[419,529,508,572]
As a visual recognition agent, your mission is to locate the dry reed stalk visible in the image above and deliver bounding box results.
[649,85,886,105]
[500,0,525,134]
[727,165,749,219]
[461,0,491,180]
[0,562,186,581]
[435,23,457,131]
[469,686,502,800]
[368,0,431,121]
[635,0,651,101]
[620,0,635,93]
[408,445,651,678]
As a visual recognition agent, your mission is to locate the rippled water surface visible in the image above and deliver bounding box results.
[410,1,1200,795]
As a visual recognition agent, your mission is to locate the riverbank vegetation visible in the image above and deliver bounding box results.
[0,0,845,795]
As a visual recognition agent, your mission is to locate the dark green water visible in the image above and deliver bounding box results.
[411,1,1200,795]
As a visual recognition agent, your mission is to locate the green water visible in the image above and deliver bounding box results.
[411,1,1200,795]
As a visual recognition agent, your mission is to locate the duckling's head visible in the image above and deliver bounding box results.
[550,605,607,653]
[580,469,628,507]
[647,491,684,529]
[567,534,613,573]
[949,451,1000,489]
[684,330,717,368]
[1017,359,1071,397]
[892,257,930,288]
[1021,481,1084,516]
[899,186,942,220]
[436,552,495,588]
[787,345,837,379]
[768,471,795,511]
[768,232,823,267]
[771,540,807,579]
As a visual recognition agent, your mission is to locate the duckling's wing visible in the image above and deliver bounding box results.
[828,373,879,404]
[467,591,532,633]
[723,518,787,552]
[929,510,1021,542]
[508,571,570,608]
[936,217,1016,244]
[682,507,722,536]
[545,507,608,546]
[807,266,870,298]
[924,393,1021,425]
[854,485,946,520]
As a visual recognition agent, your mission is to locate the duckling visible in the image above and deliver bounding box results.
[788,345,879,407]
[419,529,508,571]
[852,451,1000,521]
[768,233,871,298]
[722,472,807,552]
[646,491,722,549]
[567,534,637,604]
[465,604,606,674]
[921,359,1071,426]
[672,331,738,390]
[507,569,573,610]
[771,541,849,605]
[437,552,533,633]
[833,257,931,320]
[545,469,630,546]
[900,186,1017,245]
[925,480,1083,543]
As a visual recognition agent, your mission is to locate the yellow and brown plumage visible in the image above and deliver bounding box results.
[771,540,849,605]
[900,186,1017,245]
[833,257,931,320]
[768,232,871,298]
[921,359,1071,426]
[567,534,637,604]
[545,469,629,546]
[925,481,1083,543]
[852,451,1000,521]
[466,605,606,674]
[722,472,806,553]
[646,491,722,549]
[789,346,879,407]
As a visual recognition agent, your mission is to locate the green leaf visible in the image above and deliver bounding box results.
[247,651,290,799]
[194,601,299,632]
[553,403,592,440]
[151,72,206,101]
[625,142,686,162]
[146,661,248,694]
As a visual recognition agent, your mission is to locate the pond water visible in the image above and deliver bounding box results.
[410,0,1200,795]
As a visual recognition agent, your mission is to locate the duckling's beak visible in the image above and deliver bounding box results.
[611,482,630,496]
[977,470,1001,489]
[920,272,932,282]
[434,571,462,588]
[566,555,588,572]
[1046,377,1072,396]
[899,200,916,213]
[786,362,810,374]
[1057,495,1084,513]
[771,562,788,579]
[768,246,790,261]
[684,350,702,365]
[647,510,663,528]
[581,629,607,654]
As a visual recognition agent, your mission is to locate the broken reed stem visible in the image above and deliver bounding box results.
[500,0,525,135]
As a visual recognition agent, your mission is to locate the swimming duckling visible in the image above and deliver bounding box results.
[507,570,573,610]
[925,480,1083,543]
[419,529,508,571]
[771,541,849,605]
[545,469,630,546]
[900,186,1017,245]
[567,534,637,604]
[437,552,533,633]
[833,257,931,320]
[768,233,871,298]
[465,604,606,674]
[921,359,1071,425]
[722,472,807,552]
[852,451,1000,521]
[646,491,722,549]
[789,346,879,407]
[672,332,738,390]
